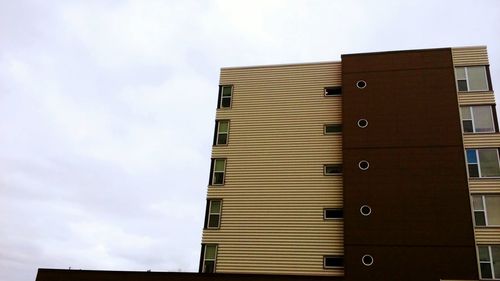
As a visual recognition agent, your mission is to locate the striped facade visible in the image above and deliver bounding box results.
[201,46,499,281]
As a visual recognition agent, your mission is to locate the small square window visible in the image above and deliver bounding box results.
[324,164,342,175]
[324,256,344,268]
[324,87,342,96]
[324,208,343,219]
[324,124,342,134]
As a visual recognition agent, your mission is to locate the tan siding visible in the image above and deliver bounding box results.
[203,62,343,276]
[475,228,500,244]
[469,179,500,193]
[463,134,500,148]
[457,92,495,105]
[452,46,489,66]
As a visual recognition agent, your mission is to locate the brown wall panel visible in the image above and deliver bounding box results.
[342,48,478,281]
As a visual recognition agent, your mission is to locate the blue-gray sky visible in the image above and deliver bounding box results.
[1,1,499,280]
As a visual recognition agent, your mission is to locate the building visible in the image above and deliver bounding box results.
[199,46,500,281]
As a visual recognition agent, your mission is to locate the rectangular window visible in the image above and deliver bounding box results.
[210,159,226,185]
[324,164,343,175]
[201,244,218,273]
[324,124,342,134]
[323,256,344,268]
[205,200,222,229]
[466,149,500,178]
[324,86,342,96]
[324,208,343,219]
[214,120,229,145]
[217,85,233,109]
[472,195,500,226]
[455,66,489,92]
[478,245,500,279]
[460,106,495,133]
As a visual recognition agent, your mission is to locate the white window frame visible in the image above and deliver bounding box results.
[460,106,495,134]
[207,200,222,229]
[478,245,498,279]
[211,159,226,185]
[467,149,500,178]
[202,244,218,273]
[219,85,233,109]
[215,120,229,145]
[472,195,500,227]
[456,66,489,92]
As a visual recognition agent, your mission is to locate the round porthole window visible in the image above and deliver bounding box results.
[357,119,368,128]
[362,255,374,266]
[356,80,367,89]
[358,160,370,170]
[360,205,372,216]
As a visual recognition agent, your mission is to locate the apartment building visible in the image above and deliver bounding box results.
[200,46,500,281]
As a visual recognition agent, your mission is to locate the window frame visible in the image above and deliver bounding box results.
[324,124,342,134]
[324,86,342,97]
[217,85,233,109]
[323,208,343,220]
[214,120,230,145]
[205,199,222,229]
[472,194,500,227]
[324,164,343,175]
[466,149,500,178]
[210,158,226,186]
[478,245,499,279]
[455,66,490,92]
[323,256,344,269]
[201,244,218,273]
[460,105,496,134]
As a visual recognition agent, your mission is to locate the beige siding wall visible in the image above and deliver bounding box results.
[452,46,489,66]
[453,46,500,248]
[202,62,343,276]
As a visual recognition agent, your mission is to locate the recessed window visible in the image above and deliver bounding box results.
[478,245,500,279]
[360,205,372,216]
[210,159,226,185]
[466,149,500,178]
[324,86,342,96]
[324,256,344,268]
[324,164,343,175]
[472,195,500,226]
[324,124,342,134]
[460,106,495,133]
[201,244,218,273]
[324,208,343,219]
[358,160,370,170]
[218,85,233,109]
[362,255,374,266]
[356,80,367,89]
[205,200,222,229]
[214,120,230,145]
[357,119,368,128]
[455,66,489,92]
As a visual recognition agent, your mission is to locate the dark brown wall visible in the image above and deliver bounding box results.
[35,269,343,281]
[341,48,478,281]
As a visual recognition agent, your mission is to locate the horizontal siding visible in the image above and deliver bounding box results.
[475,228,500,243]
[203,62,343,276]
[463,133,500,148]
[468,179,500,193]
[457,92,495,105]
[452,46,489,66]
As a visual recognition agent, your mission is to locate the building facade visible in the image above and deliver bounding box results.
[200,46,500,281]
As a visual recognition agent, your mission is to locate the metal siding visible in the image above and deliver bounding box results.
[203,62,343,276]
[452,46,489,66]
[454,47,500,248]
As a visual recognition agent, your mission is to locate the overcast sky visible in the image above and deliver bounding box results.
[1,1,499,280]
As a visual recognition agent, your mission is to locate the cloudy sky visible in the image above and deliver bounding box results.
[0,1,499,280]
